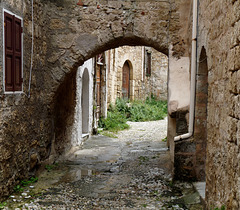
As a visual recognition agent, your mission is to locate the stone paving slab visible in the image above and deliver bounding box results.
[1,118,204,209]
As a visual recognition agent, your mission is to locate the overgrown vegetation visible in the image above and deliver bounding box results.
[99,95,167,133]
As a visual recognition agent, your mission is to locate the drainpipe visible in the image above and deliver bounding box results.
[28,0,34,98]
[174,0,198,141]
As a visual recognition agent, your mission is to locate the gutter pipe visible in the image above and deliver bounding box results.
[28,0,34,98]
[174,0,198,141]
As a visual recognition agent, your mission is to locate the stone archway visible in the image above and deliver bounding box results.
[42,1,192,173]
[43,0,187,95]
[81,68,90,135]
[44,0,191,163]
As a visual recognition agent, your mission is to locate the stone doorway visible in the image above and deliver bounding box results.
[122,61,131,100]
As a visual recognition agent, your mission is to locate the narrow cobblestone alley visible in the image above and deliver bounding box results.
[3,118,203,209]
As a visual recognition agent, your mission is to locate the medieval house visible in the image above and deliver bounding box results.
[106,46,168,104]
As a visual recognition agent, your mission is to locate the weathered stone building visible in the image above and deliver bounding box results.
[106,46,168,105]
[197,1,240,208]
[0,0,239,209]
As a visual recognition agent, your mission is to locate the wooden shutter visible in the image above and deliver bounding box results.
[13,16,22,91]
[4,11,22,92]
[4,12,14,91]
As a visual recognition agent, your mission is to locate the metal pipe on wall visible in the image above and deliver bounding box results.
[174,0,198,141]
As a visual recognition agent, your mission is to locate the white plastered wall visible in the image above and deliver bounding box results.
[71,58,94,146]
[168,45,190,115]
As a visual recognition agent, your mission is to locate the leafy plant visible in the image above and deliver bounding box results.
[14,176,38,193]
[14,184,24,193]
[99,110,129,132]
[115,98,130,114]
[45,163,59,172]
[0,202,7,209]
[21,176,38,187]
[128,97,167,122]
[211,206,225,210]
[162,136,167,142]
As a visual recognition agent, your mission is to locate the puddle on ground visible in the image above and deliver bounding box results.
[58,169,99,183]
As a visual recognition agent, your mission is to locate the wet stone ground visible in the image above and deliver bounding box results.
[3,118,204,209]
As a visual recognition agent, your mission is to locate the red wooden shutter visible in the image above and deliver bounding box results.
[4,12,22,92]
[13,16,22,91]
[4,12,14,91]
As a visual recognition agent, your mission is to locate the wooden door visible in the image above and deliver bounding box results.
[122,61,130,99]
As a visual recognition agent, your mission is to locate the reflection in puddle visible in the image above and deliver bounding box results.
[59,169,97,183]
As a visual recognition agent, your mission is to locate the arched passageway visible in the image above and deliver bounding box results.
[43,1,192,173]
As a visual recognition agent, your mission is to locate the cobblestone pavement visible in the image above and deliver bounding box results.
[2,118,204,209]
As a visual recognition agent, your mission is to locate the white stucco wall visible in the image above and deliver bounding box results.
[72,58,94,146]
[168,47,190,115]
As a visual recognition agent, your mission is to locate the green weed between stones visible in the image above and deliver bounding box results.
[14,177,38,192]
[45,162,59,172]
[138,156,149,165]
[99,96,167,133]
[0,202,7,209]
[99,131,118,138]
[211,206,225,210]
[162,136,167,142]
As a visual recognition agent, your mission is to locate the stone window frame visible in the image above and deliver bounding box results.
[145,49,152,77]
[3,8,24,94]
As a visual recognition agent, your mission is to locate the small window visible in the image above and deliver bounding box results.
[146,51,151,77]
[3,10,23,92]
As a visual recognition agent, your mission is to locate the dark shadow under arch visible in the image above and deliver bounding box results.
[194,46,208,181]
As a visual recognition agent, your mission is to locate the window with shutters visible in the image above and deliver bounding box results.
[3,10,23,92]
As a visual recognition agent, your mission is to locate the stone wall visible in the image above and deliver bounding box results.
[143,47,168,101]
[106,46,168,105]
[198,0,240,208]
[0,0,52,199]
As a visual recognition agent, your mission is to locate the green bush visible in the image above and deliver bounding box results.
[99,109,129,132]
[129,97,167,122]
[99,95,167,132]
[115,98,130,114]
